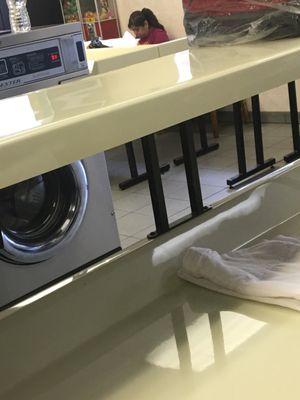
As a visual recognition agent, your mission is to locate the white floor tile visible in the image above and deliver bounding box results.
[117,212,154,236]
[119,234,129,242]
[205,188,234,205]
[111,189,126,202]
[127,181,150,194]
[197,154,236,170]
[133,225,156,240]
[114,193,151,213]
[165,165,188,183]
[265,144,293,161]
[262,124,292,139]
[199,168,237,187]
[268,137,293,149]
[202,184,225,199]
[217,137,236,151]
[114,209,129,219]
[131,182,151,196]
[121,236,140,249]
[138,198,190,218]
[162,179,190,201]
[135,204,154,217]
[262,134,289,147]
[216,147,237,158]
[165,198,191,216]
[169,208,191,223]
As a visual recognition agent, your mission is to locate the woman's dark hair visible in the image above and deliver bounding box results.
[128,8,165,31]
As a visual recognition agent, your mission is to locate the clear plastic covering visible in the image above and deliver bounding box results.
[182,0,300,46]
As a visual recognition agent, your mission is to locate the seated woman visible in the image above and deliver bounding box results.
[128,8,169,45]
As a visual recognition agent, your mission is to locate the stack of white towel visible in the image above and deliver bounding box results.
[179,235,300,311]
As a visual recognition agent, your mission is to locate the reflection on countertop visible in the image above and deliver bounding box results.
[0,282,299,400]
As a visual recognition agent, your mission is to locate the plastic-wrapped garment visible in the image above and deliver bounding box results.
[183,0,300,46]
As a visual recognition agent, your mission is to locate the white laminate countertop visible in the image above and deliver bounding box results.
[86,45,160,74]
[86,38,188,74]
[1,38,300,188]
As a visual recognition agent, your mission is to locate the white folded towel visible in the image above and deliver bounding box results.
[179,235,300,311]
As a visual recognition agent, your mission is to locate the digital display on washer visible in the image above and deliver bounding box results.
[0,46,62,81]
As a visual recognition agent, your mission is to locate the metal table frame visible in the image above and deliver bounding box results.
[139,82,300,238]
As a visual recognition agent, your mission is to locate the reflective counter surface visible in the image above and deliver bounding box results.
[1,38,300,187]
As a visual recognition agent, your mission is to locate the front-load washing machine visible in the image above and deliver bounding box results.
[0,153,120,310]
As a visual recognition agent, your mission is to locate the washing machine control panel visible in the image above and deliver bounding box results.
[0,24,88,99]
[0,40,65,89]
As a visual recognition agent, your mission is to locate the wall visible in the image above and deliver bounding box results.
[259,83,300,112]
[115,0,185,39]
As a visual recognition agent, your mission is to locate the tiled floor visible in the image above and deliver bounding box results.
[106,122,293,249]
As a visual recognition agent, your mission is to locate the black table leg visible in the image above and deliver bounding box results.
[227,102,247,187]
[198,115,220,155]
[119,141,170,190]
[284,81,300,163]
[252,95,265,165]
[173,116,219,166]
[138,129,211,239]
[141,135,169,238]
[227,98,275,188]
[125,142,138,177]
[235,101,247,175]
[179,121,207,216]
[252,95,275,169]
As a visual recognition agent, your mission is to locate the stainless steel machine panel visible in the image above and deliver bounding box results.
[0,23,88,98]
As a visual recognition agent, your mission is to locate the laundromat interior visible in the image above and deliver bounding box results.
[2,0,300,399]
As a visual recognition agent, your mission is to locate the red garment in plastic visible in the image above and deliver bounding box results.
[182,0,287,16]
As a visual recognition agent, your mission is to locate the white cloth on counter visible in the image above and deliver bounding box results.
[178,235,300,311]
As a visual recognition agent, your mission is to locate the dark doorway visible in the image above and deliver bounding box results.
[0,0,63,31]
[0,1,10,31]
[27,0,64,27]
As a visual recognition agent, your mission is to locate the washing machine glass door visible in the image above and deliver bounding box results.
[0,161,88,264]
